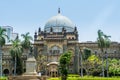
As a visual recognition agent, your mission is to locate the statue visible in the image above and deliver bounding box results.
[29,46,33,57]
[24,45,37,75]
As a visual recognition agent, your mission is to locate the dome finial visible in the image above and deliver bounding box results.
[58,7,60,14]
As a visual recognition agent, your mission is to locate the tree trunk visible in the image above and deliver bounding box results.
[61,75,67,80]
[106,51,109,77]
[102,51,104,77]
[80,53,83,77]
[14,55,17,76]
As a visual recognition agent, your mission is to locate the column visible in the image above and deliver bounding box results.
[74,43,79,74]
[63,40,67,53]
[43,41,48,56]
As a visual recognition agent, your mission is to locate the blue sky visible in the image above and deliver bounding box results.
[0,0,120,42]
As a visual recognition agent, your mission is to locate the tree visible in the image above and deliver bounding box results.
[0,27,8,76]
[97,30,106,77]
[104,34,111,77]
[10,38,23,75]
[108,59,120,76]
[82,48,91,76]
[21,32,33,53]
[37,54,47,75]
[83,48,91,60]
[59,51,72,80]
[0,27,9,47]
[97,29,111,77]
[83,54,102,76]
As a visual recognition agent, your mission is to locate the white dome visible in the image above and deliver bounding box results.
[44,14,75,32]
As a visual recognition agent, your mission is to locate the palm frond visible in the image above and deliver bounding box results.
[21,32,33,49]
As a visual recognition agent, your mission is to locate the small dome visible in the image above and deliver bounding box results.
[44,13,75,32]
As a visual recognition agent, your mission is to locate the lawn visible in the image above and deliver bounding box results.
[0,77,8,80]
[48,74,120,80]
[48,77,120,80]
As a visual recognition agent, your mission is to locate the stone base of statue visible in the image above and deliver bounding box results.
[23,56,37,75]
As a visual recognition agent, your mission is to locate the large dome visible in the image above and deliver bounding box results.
[44,13,75,32]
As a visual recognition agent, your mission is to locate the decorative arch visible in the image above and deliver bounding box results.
[50,44,62,49]
[12,69,14,74]
[79,68,86,75]
[3,69,9,75]
[38,49,43,55]
[49,45,63,54]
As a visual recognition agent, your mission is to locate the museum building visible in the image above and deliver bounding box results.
[2,9,120,77]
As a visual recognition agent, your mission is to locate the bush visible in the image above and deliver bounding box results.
[0,77,8,80]
[48,76,120,80]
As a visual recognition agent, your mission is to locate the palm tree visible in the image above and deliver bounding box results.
[21,32,33,56]
[0,27,8,76]
[21,32,33,49]
[104,34,111,77]
[97,30,105,77]
[10,38,23,75]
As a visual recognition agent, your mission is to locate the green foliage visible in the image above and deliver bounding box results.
[37,54,47,74]
[48,75,120,80]
[0,27,8,47]
[10,38,23,75]
[88,55,101,64]
[97,30,105,50]
[10,39,23,57]
[97,29,111,77]
[0,76,8,80]
[59,51,72,65]
[83,55,102,76]
[107,59,120,76]
[97,29,111,51]
[59,51,72,80]
[83,48,91,60]
[21,32,33,49]
[16,56,24,75]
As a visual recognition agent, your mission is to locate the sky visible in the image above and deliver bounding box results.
[0,0,120,42]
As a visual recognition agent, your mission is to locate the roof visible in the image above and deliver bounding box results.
[44,13,75,32]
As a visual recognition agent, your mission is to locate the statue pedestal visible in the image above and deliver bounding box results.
[24,56,37,75]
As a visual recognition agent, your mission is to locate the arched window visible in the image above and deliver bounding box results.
[114,50,116,54]
[49,46,62,55]
[69,37,71,39]
[72,37,74,39]
[41,38,43,40]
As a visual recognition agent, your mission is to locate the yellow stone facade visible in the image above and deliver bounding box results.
[1,9,120,76]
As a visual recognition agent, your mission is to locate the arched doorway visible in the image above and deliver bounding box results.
[47,62,59,77]
[3,69,9,76]
[79,68,86,75]
[24,68,26,72]
[50,71,58,77]
[12,69,14,75]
